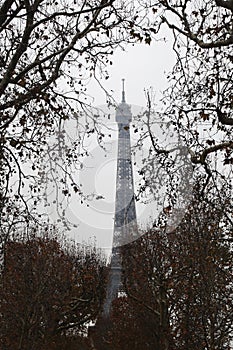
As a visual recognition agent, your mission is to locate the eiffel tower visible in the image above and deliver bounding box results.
[89,80,138,349]
[102,79,138,317]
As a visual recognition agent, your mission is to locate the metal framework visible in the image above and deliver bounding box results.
[102,80,138,317]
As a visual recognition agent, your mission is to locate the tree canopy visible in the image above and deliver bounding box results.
[93,190,233,349]
[132,0,232,219]
[0,231,106,349]
[0,0,149,235]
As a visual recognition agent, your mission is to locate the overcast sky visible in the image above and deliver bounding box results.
[87,31,176,107]
[46,34,178,253]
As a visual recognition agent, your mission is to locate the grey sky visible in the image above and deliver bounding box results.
[45,33,181,253]
[87,34,176,106]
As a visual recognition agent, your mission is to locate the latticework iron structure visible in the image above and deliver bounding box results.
[102,80,138,317]
[89,81,138,349]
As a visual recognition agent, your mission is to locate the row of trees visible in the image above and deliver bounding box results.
[1,189,231,350]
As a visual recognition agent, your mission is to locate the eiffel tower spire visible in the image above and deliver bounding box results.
[121,78,126,103]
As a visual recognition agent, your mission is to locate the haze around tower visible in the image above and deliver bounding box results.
[42,29,194,253]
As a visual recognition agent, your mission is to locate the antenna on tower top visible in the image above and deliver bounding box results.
[122,78,126,103]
